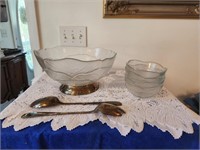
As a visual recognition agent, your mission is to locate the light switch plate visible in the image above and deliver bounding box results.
[60,26,87,47]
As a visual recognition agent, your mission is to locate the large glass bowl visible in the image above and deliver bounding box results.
[125,59,167,98]
[34,46,117,95]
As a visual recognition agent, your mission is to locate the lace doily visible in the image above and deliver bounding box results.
[1,70,200,139]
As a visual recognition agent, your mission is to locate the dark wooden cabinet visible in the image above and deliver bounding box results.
[1,52,29,103]
[1,63,12,102]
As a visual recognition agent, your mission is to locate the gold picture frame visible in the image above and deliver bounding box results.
[103,0,199,19]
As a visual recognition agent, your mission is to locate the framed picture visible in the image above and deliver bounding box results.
[103,0,199,19]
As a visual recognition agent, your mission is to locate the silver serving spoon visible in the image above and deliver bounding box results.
[30,96,122,108]
[21,103,126,118]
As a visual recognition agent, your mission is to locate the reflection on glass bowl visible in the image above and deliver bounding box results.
[34,46,117,95]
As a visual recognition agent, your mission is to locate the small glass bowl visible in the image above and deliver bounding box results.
[125,59,167,98]
[125,67,165,84]
[126,59,167,78]
[34,46,117,95]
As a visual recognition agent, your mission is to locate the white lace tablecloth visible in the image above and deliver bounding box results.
[1,70,200,139]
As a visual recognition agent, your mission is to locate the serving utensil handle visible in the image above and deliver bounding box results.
[60,101,122,106]
[21,111,93,118]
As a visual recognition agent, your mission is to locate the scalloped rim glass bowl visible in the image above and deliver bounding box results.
[125,59,167,98]
[34,46,117,95]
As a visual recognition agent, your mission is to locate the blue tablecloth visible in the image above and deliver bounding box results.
[1,120,199,149]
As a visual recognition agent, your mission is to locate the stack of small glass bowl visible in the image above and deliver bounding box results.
[125,59,167,98]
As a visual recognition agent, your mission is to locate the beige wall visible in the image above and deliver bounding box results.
[35,0,200,97]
